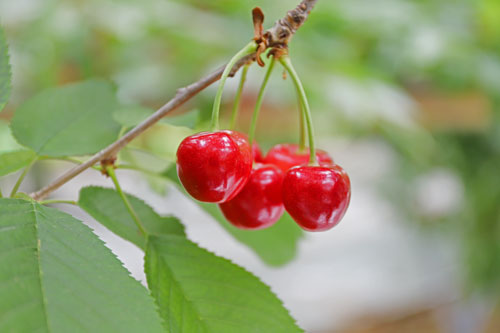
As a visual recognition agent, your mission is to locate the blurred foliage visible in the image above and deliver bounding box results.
[0,0,499,293]
[0,25,10,111]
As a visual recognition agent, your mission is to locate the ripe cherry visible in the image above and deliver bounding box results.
[176,130,252,203]
[264,143,333,173]
[282,164,351,231]
[238,133,263,162]
[219,163,284,230]
[252,143,264,162]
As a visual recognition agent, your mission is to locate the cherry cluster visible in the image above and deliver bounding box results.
[177,135,350,232]
[176,41,351,232]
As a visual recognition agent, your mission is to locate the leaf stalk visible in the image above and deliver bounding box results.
[106,166,148,236]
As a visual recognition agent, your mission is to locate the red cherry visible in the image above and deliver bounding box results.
[176,130,252,203]
[237,133,263,162]
[264,143,333,173]
[282,164,351,231]
[219,163,284,230]
[252,143,264,162]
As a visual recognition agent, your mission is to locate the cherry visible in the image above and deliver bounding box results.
[282,164,350,231]
[219,163,284,230]
[264,143,333,173]
[238,133,263,162]
[252,143,264,162]
[176,130,252,203]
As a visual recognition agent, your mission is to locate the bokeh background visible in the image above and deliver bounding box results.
[1,0,499,331]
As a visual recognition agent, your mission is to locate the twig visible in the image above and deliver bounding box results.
[265,0,318,48]
[30,0,319,201]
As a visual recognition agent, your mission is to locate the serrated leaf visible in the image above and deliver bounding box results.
[195,201,303,266]
[145,235,303,333]
[0,26,11,112]
[0,120,37,176]
[0,149,36,176]
[78,186,185,249]
[11,79,121,157]
[0,120,24,152]
[164,166,304,266]
[0,198,164,333]
[113,105,199,129]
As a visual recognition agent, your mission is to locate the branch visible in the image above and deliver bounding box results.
[265,0,318,48]
[30,0,319,201]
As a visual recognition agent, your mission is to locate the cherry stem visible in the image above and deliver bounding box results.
[229,64,250,129]
[106,166,147,236]
[211,42,257,131]
[279,56,317,165]
[296,91,306,151]
[248,56,276,145]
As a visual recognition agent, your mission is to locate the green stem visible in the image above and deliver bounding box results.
[211,42,257,131]
[280,56,317,165]
[10,158,37,197]
[106,166,147,236]
[0,187,3,198]
[230,64,250,129]
[39,199,78,206]
[296,91,306,151]
[248,57,276,145]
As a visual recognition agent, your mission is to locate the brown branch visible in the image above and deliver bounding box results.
[265,0,318,48]
[30,0,319,201]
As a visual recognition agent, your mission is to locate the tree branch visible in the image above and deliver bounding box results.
[30,0,319,201]
[265,0,318,48]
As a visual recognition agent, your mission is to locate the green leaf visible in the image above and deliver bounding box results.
[139,123,194,162]
[145,235,303,333]
[0,26,11,112]
[0,120,24,152]
[119,147,172,173]
[11,79,121,157]
[0,149,37,176]
[164,166,304,266]
[162,110,199,128]
[113,105,156,128]
[0,120,37,176]
[0,198,164,333]
[113,105,199,129]
[78,186,185,249]
[197,202,303,266]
